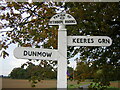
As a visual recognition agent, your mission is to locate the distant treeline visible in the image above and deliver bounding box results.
[0,75,9,78]
[9,62,57,80]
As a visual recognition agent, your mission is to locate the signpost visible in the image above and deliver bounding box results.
[49,12,77,89]
[14,12,112,89]
[67,36,112,46]
[14,47,58,61]
[49,12,77,25]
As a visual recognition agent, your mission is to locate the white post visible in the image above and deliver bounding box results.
[57,24,67,89]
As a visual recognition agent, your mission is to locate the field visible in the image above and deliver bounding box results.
[110,81,120,88]
[2,78,120,89]
[2,78,57,88]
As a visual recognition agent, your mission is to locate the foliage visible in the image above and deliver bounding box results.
[75,61,120,88]
[74,61,93,83]
[0,2,120,89]
[65,2,120,65]
[29,76,41,88]
[10,67,27,79]
[1,2,58,87]
[88,82,120,90]
[88,82,109,90]
[68,82,91,88]
[67,66,74,80]
[10,61,57,79]
[9,61,57,87]
[0,2,57,58]
[64,2,120,89]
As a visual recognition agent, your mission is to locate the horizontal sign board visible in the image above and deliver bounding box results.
[14,47,58,61]
[49,13,77,25]
[67,36,112,46]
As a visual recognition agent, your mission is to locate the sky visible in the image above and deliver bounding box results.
[0,0,119,76]
[0,44,27,76]
[0,1,79,76]
[0,28,78,76]
[0,43,78,76]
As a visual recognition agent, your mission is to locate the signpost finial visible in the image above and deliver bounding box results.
[49,13,77,26]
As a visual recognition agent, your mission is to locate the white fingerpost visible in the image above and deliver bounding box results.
[49,12,77,89]
[57,24,67,88]
[13,12,112,89]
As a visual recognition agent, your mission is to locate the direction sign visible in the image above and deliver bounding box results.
[49,12,77,25]
[67,36,112,46]
[13,12,113,89]
[14,47,58,61]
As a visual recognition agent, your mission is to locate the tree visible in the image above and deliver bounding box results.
[0,2,57,58]
[1,2,120,88]
[75,61,93,83]
[67,66,74,80]
[65,2,120,65]
[64,2,120,88]
[1,2,59,87]
[10,67,27,79]
[9,61,57,79]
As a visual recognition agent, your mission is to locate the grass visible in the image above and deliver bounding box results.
[68,81,120,89]
[108,86,120,90]
[110,81,120,83]
[68,82,91,88]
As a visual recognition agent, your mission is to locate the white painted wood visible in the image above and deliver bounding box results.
[57,24,67,89]
[49,13,77,89]
[49,12,77,25]
[14,47,58,61]
[67,36,112,46]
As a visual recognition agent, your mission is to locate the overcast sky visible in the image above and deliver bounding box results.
[1,0,119,76]
[0,44,27,76]
[0,1,78,76]
[0,43,77,76]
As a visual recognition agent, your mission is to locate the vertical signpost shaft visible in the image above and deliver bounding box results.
[57,24,67,89]
[13,12,112,89]
[49,12,77,89]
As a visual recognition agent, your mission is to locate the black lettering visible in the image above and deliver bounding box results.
[54,21,63,24]
[32,51,37,56]
[91,38,94,43]
[87,38,90,43]
[42,52,46,57]
[65,20,75,23]
[77,38,80,43]
[53,15,59,19]
[47,53,52,57]
[24,51,27,56]
[60,17,65,19]
[105,39,110,44]
[37,52,42,56]
[84,38,87,43]
[23,51,52,57]
[73,38,76,43]
[49,21,63,24]
[28,51,32,56]
[98,39,102,43]
[79,38,83,43]
[67,15,72,18]
[87,38,94,43]
[98,39,110,44]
